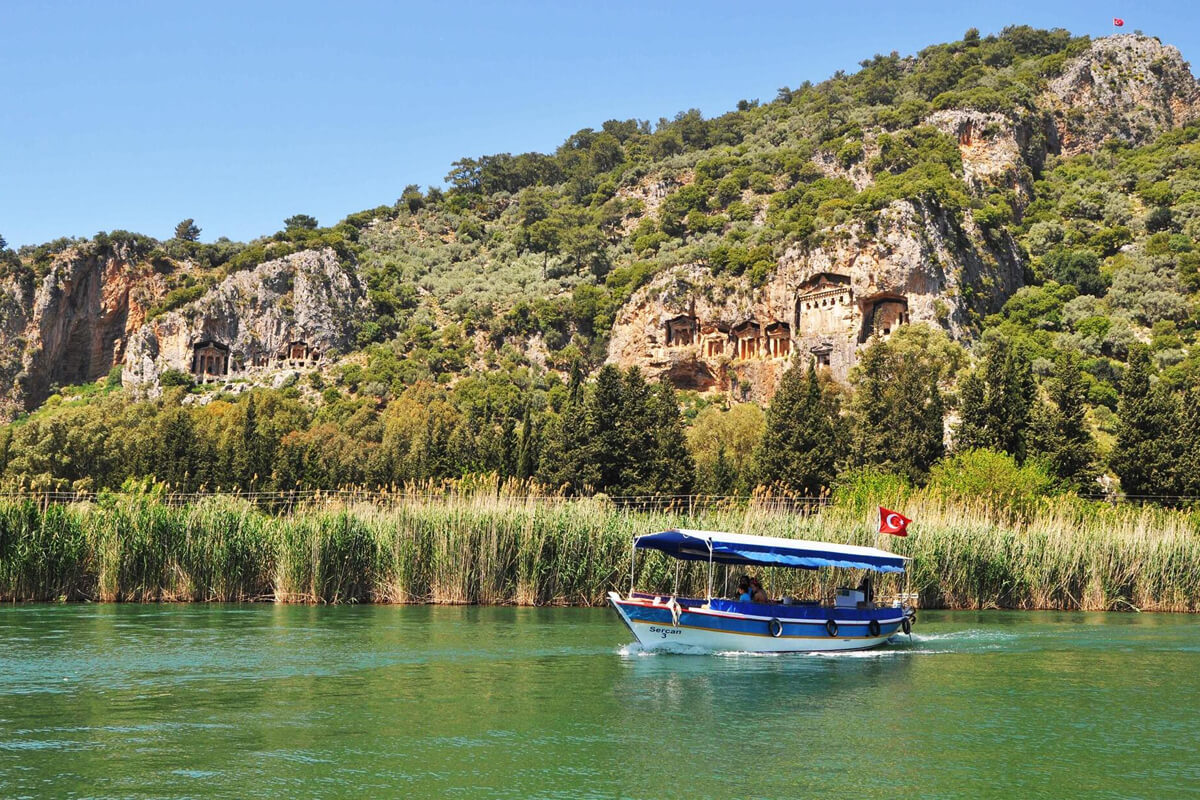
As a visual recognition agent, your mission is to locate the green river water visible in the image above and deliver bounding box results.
[0,605,1197,799]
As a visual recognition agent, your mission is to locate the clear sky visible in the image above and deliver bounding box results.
[2,0,1197,248]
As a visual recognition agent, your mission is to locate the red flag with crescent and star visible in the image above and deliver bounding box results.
[1113,18,1124,27]
[879,507,912,537]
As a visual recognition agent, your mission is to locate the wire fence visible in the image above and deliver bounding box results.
[0,489,837,515]
[0,488,1195,513]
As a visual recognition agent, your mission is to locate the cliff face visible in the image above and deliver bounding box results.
[1046,35,1200,156]
[607,200,1021,398]
[0,244,167,414]
[123,248,370,393]
[607,35,1200,396]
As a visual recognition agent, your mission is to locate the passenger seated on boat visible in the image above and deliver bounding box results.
[749,577,768,604]
[735,576,751,603]
[857,575,874,605]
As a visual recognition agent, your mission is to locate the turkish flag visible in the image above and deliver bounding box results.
[1113,18,1124,26]
[879,507,912,537]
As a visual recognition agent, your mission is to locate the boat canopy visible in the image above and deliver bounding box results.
[634,529,908,574]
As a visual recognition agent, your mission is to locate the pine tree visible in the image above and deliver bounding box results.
[1111,345,1180,498]
[755,360,840,495]
[173,219,201,242]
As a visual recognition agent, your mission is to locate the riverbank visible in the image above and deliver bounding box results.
[0,484,1197,611]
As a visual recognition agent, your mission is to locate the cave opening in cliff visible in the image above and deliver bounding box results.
[664,315,698,348]
[191,340,230,380]
[859,295,910,343]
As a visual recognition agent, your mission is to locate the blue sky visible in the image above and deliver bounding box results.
[2,0,1197,248]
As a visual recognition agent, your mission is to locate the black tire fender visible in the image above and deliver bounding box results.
[825,619,838,637]
[901,617,912,635]
[768,618,784,638]
[867,619,881,637]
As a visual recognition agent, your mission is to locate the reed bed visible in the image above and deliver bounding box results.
[0,483,1197,611]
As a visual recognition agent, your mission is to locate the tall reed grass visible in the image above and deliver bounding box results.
[0,480,1197,611]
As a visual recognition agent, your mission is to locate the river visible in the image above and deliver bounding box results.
[0,605,1197,798]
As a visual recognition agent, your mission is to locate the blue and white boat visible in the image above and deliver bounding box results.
[608,529,916,653]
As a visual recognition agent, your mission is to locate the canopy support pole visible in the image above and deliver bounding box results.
[706,539,715,602]
[628,537,636,598]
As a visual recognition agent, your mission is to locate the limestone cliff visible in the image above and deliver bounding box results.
[123,248,370,393]
[1045,35,1200,156]
[607,200,1021,398]
[606,35,1200,397]
[0,242,168,414]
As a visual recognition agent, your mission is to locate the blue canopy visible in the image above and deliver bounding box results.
[634,529,907,574]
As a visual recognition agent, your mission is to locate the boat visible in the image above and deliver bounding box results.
[608,528,916,653]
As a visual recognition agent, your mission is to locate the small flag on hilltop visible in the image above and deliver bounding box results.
[879,507,912,537]
[1113,18,1125,27]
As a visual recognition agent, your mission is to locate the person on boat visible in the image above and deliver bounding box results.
[735,576,752,602]
[857,575,874,605]
[749,577,768,604]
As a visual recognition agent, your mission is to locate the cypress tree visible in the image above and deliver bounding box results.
[155,406,197,490]
[755,360,839,495]
[707,444,736,496]
[537,361,594,493]
[954,339,1035,461]
[643,380,694,495]
[955,370,988,451]
[1111,345,1180,498]
[229,394,265,489]
[586,364,627,492]
[615,367,654,493]
[849,338,946,482]
[515,405,536,480]
[1178,385,1200,500]
[1028,352,1098,490]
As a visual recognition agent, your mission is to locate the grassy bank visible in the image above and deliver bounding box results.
[0,482,1198,611]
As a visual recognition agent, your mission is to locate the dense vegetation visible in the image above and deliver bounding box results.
[1,26,1198,506]
[6,321,1197,505]
[0,481,1196,611]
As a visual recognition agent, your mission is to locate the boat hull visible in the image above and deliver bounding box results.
[608,592,908,653]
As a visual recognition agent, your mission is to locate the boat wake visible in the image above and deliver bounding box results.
[908,629,1018,650]
[618,628,1018,658]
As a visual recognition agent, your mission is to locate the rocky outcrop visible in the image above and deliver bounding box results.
[1046,35,1200,156]
[0,243,168,413]
[608,200,1022,395]
[923,109,1054,208]
[123,248,370,392]
[608,35,1200,399]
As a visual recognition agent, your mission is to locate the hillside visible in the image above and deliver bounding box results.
[1,27,1199,499]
